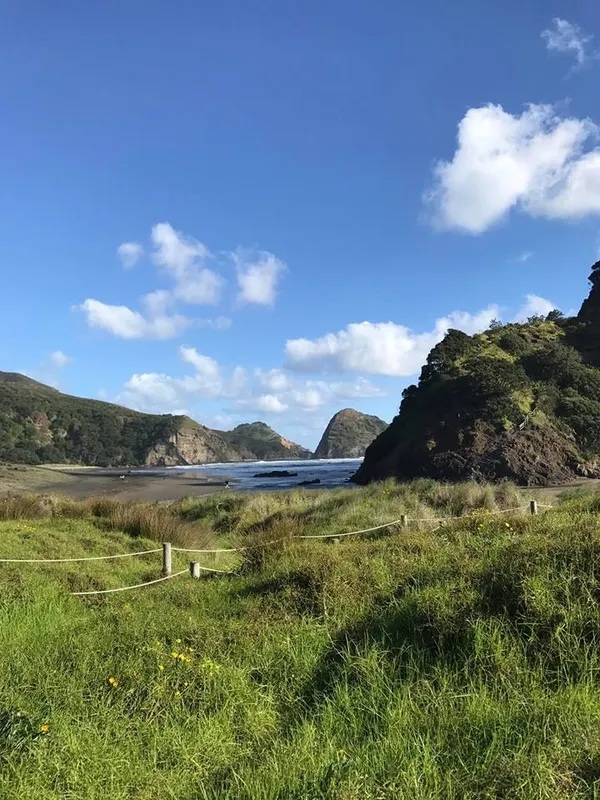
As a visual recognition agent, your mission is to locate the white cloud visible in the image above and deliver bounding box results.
[251,369,385,412]
[426,103,600,234]
[117,346,248,414]
[49,350,71,369]
[197,316,232,330]
[518,250,533,262]
[78,298,190,340]
[285,306,499,377]
[238,394,289,414]
[179,346,222,382]
[542,18,595,67]
[255,368,292,392]
[151,222,210,278]
[203,412,238,431]
[117,242,144,269]
[513,294,557,322]
[235,251,286,306]
[142,290,173,316]
[175,270,223,305]
[151,222,223,305]
[240,373,386,416]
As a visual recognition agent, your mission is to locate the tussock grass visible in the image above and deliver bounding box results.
[0,494,211,548]
[3,480,600,797]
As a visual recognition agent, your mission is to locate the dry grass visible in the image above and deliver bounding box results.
[0,493,211,548]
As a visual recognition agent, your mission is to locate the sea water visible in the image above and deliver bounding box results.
[164,458,363,491]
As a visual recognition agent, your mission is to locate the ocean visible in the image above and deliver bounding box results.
[164,457,363,491]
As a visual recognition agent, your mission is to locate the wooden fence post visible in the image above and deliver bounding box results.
[400,514,408,528]
[530,500,538,516]
[190,561,200,579]
[162,542,172,576]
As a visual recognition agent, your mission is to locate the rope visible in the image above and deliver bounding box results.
[1,503,555,561]
[71,569,188,596]
[172,546,239,554]
[198,565,237,574]
[295,504,546,540]
[297,517,406,540]
[0,548,162,564]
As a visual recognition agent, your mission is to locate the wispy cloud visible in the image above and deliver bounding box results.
[235,250,286,306]
[49,350,71,368]
[77,298,191,340]
[542,18,596,69]
[517,250,533,263]
[151,223,223,305]
[117,242,144,269]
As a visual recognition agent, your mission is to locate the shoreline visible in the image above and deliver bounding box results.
[0,464,231,502]
[1,462,599,504]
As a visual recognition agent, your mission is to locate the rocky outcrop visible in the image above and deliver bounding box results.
[354,262,600,487]
[219,422,311,461]
[143,419,239,466]
[314,409,388,459]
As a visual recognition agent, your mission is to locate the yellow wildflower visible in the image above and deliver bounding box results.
[40,723,49,733]
[159,664,165,671]
[171,651,179,659]
[174,690,181,698]
[108,677,119,688]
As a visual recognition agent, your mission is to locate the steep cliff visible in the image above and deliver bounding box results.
[314,409,388,459]
[354,262,600,487]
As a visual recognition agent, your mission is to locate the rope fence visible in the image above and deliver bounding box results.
[0,499,557,594]
[71,569,189,596]
[0,548,162,564]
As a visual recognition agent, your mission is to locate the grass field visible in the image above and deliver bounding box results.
[2,481,600,798]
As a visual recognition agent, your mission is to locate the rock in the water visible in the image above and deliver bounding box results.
[253,470,299,478]
[313,409,388,459]
[297,478,321,486]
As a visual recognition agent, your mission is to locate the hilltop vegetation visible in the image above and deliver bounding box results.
[313,408,388,459]
[356,261,600,486]
[218,421,311,461]
[3,482,600,797]
[0,373,309,467]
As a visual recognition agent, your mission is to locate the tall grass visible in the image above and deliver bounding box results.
[0,494,210,548]
[1,481,600,797]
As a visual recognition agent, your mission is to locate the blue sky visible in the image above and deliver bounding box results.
[2,1,600,448]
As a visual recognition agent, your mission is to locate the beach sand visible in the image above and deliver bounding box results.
[0,464,229,502]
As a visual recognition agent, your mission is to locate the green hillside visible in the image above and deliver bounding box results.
[0,374,309,466]
[219,421,311,461]
[3,482,600,797]
[355,261,600,487]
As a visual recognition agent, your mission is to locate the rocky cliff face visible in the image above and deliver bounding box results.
[314,409,388,459]
[354,263,600,487]
[143,419,239,466]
